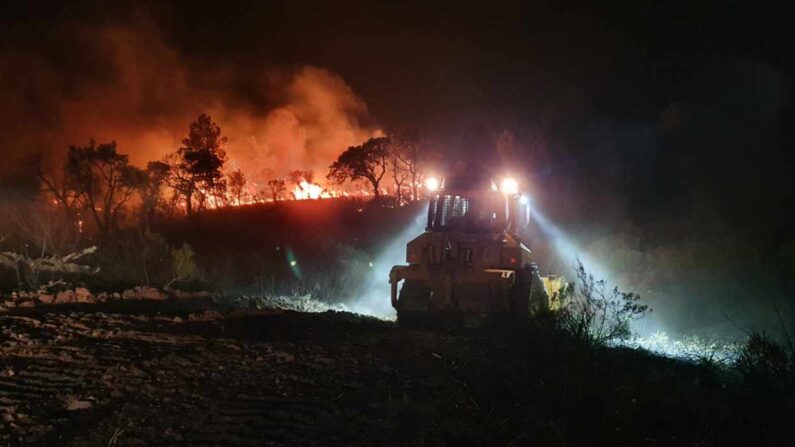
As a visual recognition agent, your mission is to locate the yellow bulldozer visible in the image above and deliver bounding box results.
[389,174,564,327]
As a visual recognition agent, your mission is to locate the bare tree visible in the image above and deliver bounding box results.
[267,179,287,202]
[61,140,144,234]
[227,168,248,205]
[390,149,410,205]
[391,130,425,201]
[139,161,170,230]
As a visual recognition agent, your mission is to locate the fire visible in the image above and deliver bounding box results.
[293,180,330,200]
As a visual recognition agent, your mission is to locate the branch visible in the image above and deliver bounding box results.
[0,246,99,275]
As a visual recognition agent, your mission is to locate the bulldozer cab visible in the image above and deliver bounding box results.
[426,175,526,235]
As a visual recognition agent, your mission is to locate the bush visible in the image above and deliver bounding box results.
[553,260,650,347]
[168,242,202,287]
[735,332,793,391]
[95,230,172,289]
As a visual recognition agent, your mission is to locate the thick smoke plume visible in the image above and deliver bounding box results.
[0,18,379,184]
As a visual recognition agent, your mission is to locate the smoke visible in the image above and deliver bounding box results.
[345,208,427,318]
[0,16,379,184]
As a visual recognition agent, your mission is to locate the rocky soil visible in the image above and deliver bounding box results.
[0,299,519,446]
[1,298,788,446]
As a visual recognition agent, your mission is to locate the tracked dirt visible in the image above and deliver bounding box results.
[0,300,510,446]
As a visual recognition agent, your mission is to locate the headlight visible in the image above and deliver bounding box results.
[499,177,519,195]
[425,177,440,192]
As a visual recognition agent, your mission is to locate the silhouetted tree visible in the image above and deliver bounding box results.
[63,140,144,233]
[390,148,410,205]
[327,137,390,198]
[391,129,425,200]
[267,179,287,202]
[227,168,247,205]
[139,161,170,229]
[168,114,227,215]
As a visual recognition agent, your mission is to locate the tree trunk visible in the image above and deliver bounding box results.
[185,189,193,216]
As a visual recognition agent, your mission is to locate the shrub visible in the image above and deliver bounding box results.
[553,260,650,347]
[168,242,201,287]
[95,230,172,288]
[735,332,793,391]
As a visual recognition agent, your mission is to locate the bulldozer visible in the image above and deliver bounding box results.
[389,174,563,327]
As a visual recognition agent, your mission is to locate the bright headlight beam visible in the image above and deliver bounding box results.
[499,177,519,195]
[425,177,440,192]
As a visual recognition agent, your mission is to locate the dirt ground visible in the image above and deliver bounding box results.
[0,299,787,446]
[0,299,532,446]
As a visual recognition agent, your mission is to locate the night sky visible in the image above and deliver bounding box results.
[1,0,792,332]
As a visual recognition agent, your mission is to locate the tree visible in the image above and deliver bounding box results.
[168,114,227,215]
[390,149,410,205]
[267,179,287,202]
[139,161,170,229]
[391,129,426,200]
[63,140,144,233]
[327,137,390,198]
[227,168,248,205]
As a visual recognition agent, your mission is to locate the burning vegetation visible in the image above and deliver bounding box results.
[0,108,437,297]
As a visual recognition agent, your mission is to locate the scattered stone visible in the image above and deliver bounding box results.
[18,300,35,308]
[188,310,223,321]
[139,286,167,300]
[274,351,295,363]
[1,368,14,377]
[170,289,194,299]
[55,290,76,304]
[38,294,55,304]
[65,399,93,411]
[75,287,93,303]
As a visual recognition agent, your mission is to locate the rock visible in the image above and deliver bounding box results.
[1,368,14,377]
[315,357,335,366]
[3,301,16,308]
[139,286,167,300]
[188,310,223,321]
[121,289,138,300]
[38,294,55,304]
[55,290,76,304]
[65,399,93,411]
[18,300,35,308]
[170,289,193,299]
[274,351,295,363]
[75,287,93,303]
